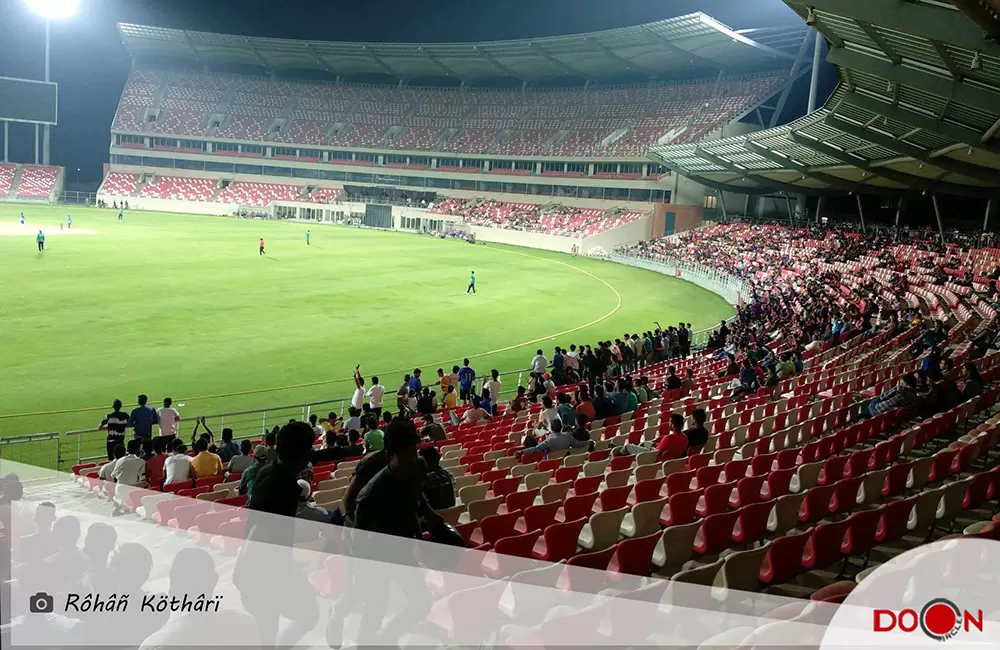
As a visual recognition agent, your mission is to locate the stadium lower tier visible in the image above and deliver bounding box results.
[31,220,1000,631]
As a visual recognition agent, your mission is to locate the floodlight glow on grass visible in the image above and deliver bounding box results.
[24,0,78,19]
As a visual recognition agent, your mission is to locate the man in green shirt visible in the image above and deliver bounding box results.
[36,230,45,252]
[362,416,384,452]
[238,445,269,500]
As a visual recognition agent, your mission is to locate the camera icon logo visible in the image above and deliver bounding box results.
[29,592,54,613]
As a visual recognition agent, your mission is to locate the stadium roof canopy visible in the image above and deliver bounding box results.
[647,0,1000,199]
[117,14,809,84]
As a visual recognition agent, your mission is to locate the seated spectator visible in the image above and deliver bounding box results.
[217,428,240,463]
[523,419,591,457]
[343,429,366,458]
[571,412,592,442]
[419,446,455,510]
[110,439,147,486]
[343,407,362,434]
[227,440,255,475]
[319,412,341,433]
[961,362,984,400]
[634,377,651,403]
[238,445,269,498]
[764,365,780,387]
[263,429,279,463]
[190,438,223,478]
[163,443,192,486]
[311,431,346,464]
[353,420,427,538]
[139,437,154,462]
[555,393,576,428]
[417,388,436,415]
[719,354,739,377]
[682,408,710,449]
[475,386,494,416]
[145,437,169,487]
[443,384,458,409]
[861,374,919,418]
[617,413,685,458]
[510,386,530,413]
[537,396,559,429]
[419,413,446,442]
[920,345,941,373]
[308,414,323,437]
[681,369,696,390]
[362,416,384,453]
[665,366,682,391]
[576,386,596,422]
[99,445,125,481]
[294,480,331,525]
[462,400,491,424]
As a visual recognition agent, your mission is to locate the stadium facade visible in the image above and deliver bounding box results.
[86,13,815,252]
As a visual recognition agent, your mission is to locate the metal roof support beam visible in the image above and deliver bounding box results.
[361,46,400,78]
[929,40,965,82]
[417,47,462,79]
[856,193,867,236]
[783,0,1000,57]
[528,42,589,78]
[827,46,1000,112]
[744,141,862,192]
[243,37,272,71]
[180,31,203,65]
[472,46,525,81]
[646,155,773,197]
[932,193,946,244]
[789,130,995,198]
[638,27,720,69]
[302,44,337,77]
[825,114,1000,183]
[854,20,901,65]
[842,89,1000,156]
[584,36,658,77]
[770,30,814,128]
[983,115,1000,144]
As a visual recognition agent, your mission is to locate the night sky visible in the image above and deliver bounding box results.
[0,0,820,188]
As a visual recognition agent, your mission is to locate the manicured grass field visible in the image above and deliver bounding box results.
[0,204,733,446]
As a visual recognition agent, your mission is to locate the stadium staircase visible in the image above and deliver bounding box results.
[8,164,23,198]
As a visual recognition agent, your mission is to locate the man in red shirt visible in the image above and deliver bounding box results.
[259,238,266,256]
[575,386,597,422]
[144,436,170,488]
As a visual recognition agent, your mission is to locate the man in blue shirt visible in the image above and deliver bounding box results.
[551,347,565,382]
[408,368,422,395]
[128,394,159,439]
[458,358,476,405]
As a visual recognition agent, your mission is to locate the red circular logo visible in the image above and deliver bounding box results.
[920,599,961,641]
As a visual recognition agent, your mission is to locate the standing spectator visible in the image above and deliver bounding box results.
[163,443,192,486]
[448,365,461,393]
[476,386,494,416]
[419,446,456,510]
[484,369,502,406]
[551,348,565,382]
[217,428,240,463]
[99,399,130,460]
[409,368,423,395]
[351,366,366,411]
[437,368,449,397]
[227,440,255,475]
[353,420,424,538]
[190,438,223,478]
[678,323,690,358]
[128,394,158,440]
[531,349,548,375]
[396,374,411,411]
[145,437,169,487]
[458,358,476,405]
[157,397,181,443]
[417,388,436,415]
[111,439,147,487]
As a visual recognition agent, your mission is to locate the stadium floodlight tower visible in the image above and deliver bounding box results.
[23,0,78,166]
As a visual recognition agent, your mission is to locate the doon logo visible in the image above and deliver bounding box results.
[874,599,984,642]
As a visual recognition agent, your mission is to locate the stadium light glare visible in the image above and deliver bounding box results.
[24,0,78,19]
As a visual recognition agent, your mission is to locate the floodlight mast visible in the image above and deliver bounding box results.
[23,0,78,165]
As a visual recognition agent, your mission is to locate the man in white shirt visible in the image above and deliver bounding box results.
[366,375,385,417]
[111,439,147,487]
[484,369,502,405]
[531,349,548,375]
[157,397,181,441]
[163,443,193,486]
[351,365,365,410]
[564,345,580,371]
[99,445,125,481]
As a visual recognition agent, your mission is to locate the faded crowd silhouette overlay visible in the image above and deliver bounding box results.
[1,460,995,648]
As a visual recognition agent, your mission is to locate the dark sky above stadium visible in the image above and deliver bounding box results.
[0,0,809,186]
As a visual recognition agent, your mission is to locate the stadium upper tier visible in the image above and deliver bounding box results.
[112,69,785,158]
